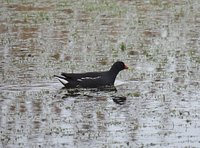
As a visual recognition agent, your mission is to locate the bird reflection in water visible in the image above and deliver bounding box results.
[60,86,127,105]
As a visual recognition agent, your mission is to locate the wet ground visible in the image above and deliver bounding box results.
[1,0,200,147]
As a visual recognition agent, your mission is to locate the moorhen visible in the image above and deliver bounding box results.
[54,61,128,88]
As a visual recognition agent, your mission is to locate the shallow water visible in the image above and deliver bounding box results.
[1,0,200,147]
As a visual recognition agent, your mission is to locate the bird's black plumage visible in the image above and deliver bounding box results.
[54,61,128,88]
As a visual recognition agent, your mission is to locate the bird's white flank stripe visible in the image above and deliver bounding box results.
[80,76,101,80]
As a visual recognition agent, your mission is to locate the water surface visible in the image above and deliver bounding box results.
[1,0,200,147]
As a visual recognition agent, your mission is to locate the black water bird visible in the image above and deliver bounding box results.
[54,61,128,88]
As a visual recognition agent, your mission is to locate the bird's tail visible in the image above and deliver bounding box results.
[54,75,69,86]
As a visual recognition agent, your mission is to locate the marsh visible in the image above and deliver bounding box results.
[1,0,200,147]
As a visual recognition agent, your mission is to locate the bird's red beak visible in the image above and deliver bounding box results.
[124,64,129,69]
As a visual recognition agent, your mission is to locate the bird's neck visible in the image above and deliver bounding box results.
[109,69,120,80]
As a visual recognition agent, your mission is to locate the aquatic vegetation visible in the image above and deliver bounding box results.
[120,42,126,51]
[1,0,200,147]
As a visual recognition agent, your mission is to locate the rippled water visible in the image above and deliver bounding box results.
[1,0,200,147]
